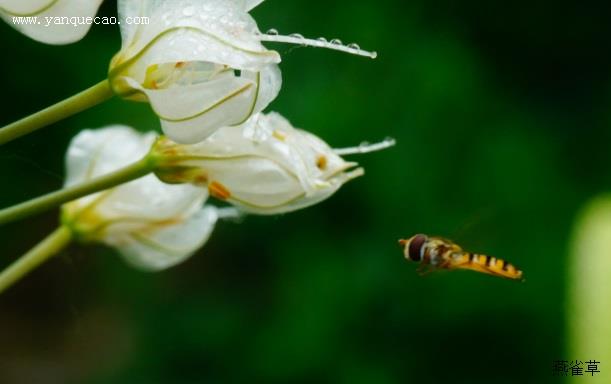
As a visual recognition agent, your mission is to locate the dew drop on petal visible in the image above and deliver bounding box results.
[266,28,279,35]
[330,38,343,45]
[348,43,361,50]
[317,37,328,43]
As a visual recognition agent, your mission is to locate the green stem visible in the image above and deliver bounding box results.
[0,155,157,226]
[0,79,114,146]
[0,226,72,294]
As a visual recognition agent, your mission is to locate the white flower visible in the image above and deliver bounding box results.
[61,125,233,271]
[0,0,104,45]
[153,112,391,215]
[231,0,264,11]
[108,0,377,145]
[108,0,282,144]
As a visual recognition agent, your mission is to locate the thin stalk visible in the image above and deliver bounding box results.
[568,196,611,382]
[0,226,72,294]
[0,79,114,145]
[0,155,156,226]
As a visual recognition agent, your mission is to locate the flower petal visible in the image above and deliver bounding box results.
[0,0,54,14]
[114,206,220,271]
[0,0,104,44]
[246,64,281,117]
[92,174,206,225]
[64,125,156,187]
[123,65,280,144]
[116,0,279,73]
[233,0,265,11]
[206,157,305,207]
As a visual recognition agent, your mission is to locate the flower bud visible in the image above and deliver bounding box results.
[154,112,367,215]
[0,0,104,44]
[61,125,232,271]
[108,0,282,144]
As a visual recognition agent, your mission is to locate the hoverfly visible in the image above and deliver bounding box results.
[399,234,524,281]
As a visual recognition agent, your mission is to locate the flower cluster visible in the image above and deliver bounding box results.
[0,0,392,292]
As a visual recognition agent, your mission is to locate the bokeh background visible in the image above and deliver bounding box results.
[1,0,610,383]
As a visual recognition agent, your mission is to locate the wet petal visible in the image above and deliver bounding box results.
[233,0,265,11]
[115,0,279,73]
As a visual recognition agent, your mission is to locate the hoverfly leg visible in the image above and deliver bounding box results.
[417,263,435,276]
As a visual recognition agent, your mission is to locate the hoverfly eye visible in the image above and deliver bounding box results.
[408,234,427,262]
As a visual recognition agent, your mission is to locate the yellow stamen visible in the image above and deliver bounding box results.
[316,155,328,170]
[272,130,287,141]
[209,181,231,200]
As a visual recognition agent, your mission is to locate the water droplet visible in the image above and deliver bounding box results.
[359,141,371,149]
[183,6,195,16]
[330,38,343,45]
[266,28,279,35]
[290,33,304,39]
[317,37,328,43]
[347,43,361,50]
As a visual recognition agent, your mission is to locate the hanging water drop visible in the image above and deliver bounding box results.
[256,30,377,59]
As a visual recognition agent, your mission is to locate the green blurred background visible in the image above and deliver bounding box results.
[1,0,610,383]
